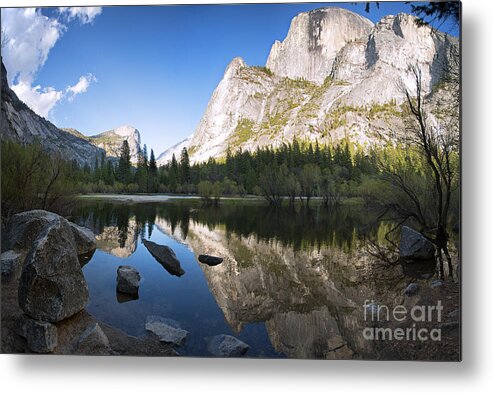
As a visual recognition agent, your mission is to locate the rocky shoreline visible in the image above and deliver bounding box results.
[1,210,176,356]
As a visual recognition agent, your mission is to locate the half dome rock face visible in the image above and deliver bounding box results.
[158,7,458,166]
[266,7,374,84]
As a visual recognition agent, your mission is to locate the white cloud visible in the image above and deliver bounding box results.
[1,8,65,85]
[12,81,64,118]
[1,8,101,118]
[66,74,97,101]
[58,7,102,24]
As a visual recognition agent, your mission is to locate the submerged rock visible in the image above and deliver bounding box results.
[1,250,23,283]
[142,239,184,277]
[404,283,420,297]
[399,226,435,261]
[18,218,89,322]
[145,315,190,346]
[116,266,141,295]
[76,323,111,355]
[198,254,223,266]
[16,314,57,353]
[207,334,250,357]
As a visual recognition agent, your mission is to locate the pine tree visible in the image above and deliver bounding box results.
[118,140,132,185]
[149,148,158,193]
[179,147,190,184]
[135,144,149,192]
[169,153,179,192]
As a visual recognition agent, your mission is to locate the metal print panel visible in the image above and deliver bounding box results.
[0,1,461,360]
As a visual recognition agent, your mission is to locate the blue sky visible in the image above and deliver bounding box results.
[1,3,458,155]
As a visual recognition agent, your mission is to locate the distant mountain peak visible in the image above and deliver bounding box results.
[90,125,142,163]
[111,125,139,137]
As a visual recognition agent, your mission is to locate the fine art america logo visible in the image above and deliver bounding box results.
[362,300,443,342]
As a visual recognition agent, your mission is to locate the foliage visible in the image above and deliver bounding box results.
[1,140,76,219]
[252,66,274,77]
[117,140,132,185]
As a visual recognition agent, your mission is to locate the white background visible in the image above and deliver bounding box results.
[0,0,491,391]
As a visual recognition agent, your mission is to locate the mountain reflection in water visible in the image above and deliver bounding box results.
[74,200,416,359]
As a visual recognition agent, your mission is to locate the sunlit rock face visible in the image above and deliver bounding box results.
[0,60,105,166]
[94,219,139,258]
[266,7,374,84]
[154,217,389,359]
[156,136,192,167]
[335,13,457,106]
[89,125,142,164]
[187,57,277,163]
[159,8,457,165]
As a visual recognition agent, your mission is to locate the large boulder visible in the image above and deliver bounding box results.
[1,250,23,283]
[116,266,141,295]
[145,315,190,346]
[2,210,96,258]
[68,222,97,256]
[399,226,435,260]
[207,334,250,357]
[18,218,89,322]
[142,239,184,277]
[2,210,59,252]
[16,314,57,353]
[76,323,111,355]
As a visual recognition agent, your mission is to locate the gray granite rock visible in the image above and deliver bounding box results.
[2,210,96,258]
[142,239,184,277]
[399,226,435,260]
[68,221,97,256]
[116,265,141,295]
[18,218,89,322]
[207,334,250,357]
[76,323,111,355]
[16,315,57,353]
[1,250,23,283]
[2,210,59,252]
[145,315,190,346]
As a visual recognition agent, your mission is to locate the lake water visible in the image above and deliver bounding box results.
[73,199,439,359]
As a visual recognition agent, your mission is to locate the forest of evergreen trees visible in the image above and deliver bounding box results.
[3,135,452,214]
[58,138,382,204]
